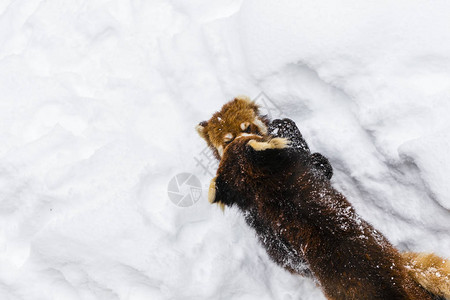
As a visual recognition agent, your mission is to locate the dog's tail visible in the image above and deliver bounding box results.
[402,252,450,299]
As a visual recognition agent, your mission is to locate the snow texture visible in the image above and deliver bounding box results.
[1,0,450,299]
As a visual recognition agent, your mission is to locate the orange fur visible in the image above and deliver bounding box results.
[403,252,450,299]
[196,96,269,159]
[196,97,450,299]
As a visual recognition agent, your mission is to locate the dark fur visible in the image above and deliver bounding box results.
[268,118,333,180]
[211,133,434,300]
[244,118,331,276]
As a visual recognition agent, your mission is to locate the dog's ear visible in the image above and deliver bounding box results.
[196,121,208,140]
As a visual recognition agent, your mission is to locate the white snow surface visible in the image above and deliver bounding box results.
[1,0,450,299]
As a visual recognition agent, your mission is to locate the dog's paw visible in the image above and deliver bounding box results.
[248,137,290,151]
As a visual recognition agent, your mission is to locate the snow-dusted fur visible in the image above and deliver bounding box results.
[209,134,433,299]
[197,98,450,299]
[197,99,333,276]
[403,252,450,299]
[196,96,270,160]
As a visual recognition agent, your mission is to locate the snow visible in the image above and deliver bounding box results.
[1,0,450,299]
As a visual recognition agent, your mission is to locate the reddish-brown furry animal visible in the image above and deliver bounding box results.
[197,97,333,276]
[197,97,450,299]
[209,134,437,299]
[196,96,270,160]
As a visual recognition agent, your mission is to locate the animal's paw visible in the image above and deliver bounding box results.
[248,137,290,151]
[310,152,333,180]
[268,118,309,153]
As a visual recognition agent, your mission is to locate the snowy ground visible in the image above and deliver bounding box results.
[1,0,450,299]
